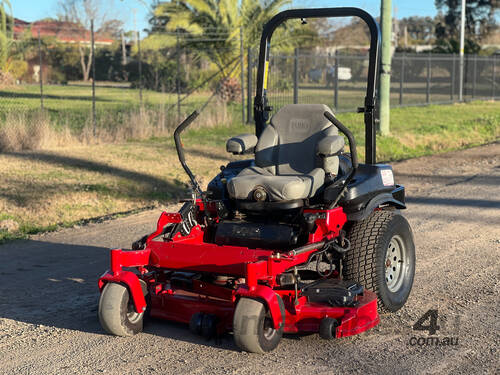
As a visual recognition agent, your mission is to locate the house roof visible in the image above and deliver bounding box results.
[13,18,115,45]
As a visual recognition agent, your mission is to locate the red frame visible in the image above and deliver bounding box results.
[98,203,379,337]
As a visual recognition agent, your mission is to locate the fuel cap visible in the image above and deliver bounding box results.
[253,187,267,202]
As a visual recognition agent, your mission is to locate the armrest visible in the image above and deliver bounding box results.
[317,135,345,157]
[226,134,258,155]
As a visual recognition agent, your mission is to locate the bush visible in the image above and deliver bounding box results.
[95,46,129,82]
[128,59,187,93]
[215,77,241,103]
[47,69,67,84]
[274,77,292,91]
[0,112,50,152]
[0,70,15,87]
[47,44,82,82]
[9,60,28,81]
[187,68,219,91]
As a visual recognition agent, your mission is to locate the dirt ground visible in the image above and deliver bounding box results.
[0,143,499,375]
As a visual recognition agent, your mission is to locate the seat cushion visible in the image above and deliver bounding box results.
[227,166,325,201]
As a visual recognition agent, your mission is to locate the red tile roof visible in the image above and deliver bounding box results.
[13,18,114,45]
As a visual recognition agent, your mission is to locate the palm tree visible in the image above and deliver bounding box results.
[153,0,291,76]
[0,0,13,68]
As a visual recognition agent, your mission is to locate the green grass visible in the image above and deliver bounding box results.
[2,82,495,134]
[0,84,216,132]
[0,84,202,111]
[0,100,498,243]
[375,102,499,160]
[182,100,499,162]
[268,80,496,112]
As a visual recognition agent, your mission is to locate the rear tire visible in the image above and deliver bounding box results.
[233,298,283,353]
[98,283,144,336]
[344,210,415,312]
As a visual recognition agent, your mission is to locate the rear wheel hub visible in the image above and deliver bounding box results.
[385,234,406,292]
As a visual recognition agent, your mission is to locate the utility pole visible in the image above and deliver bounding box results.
[458,0,466,101]
[379,0,392,136]
[138,31,143,108]
[91,19,96,137]
[240,27,245,125]
[133,8,138,46]
[393,6,399,49]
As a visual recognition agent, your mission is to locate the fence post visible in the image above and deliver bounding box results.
[37,30,44,111]
[138,31,143,108]
[240,27,245,125]
[247,47,253,123]
[334,49,339,110]
[472,54,477,98]
[293,48,299,104]
[91,19,96,137]
[493,55,496,99]
[121,30,127,65]
[399,53,404,106]
[463,55,468,99]
[176,28,181,122]
[451,54,456,101]
[426,52,431,104]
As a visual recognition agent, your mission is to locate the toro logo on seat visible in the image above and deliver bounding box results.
[290,119,311,132]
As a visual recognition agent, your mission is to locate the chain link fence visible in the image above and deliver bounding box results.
[0,22,498,151]
[253,49,498,120]
[0,24,246,150]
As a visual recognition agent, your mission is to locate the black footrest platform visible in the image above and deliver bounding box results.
[301,279,364,307]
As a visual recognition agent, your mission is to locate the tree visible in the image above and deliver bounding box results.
[0,0,13,69]
[330,18,372,46]
[151,0,303,76]
[147,0,169,33]
[435,0,498,51]
[98,19,124,38]
[398,16,436,46]
[57,0,122,81]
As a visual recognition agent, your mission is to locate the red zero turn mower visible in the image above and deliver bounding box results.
[98,7,415,353]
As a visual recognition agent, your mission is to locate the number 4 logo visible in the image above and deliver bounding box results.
[413,309,441,335]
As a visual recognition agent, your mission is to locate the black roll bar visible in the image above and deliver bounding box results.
[254,7,380,164]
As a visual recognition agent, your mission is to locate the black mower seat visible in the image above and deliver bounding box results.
[227,104,344,202]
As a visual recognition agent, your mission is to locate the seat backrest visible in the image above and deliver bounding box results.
[255,104,337,175]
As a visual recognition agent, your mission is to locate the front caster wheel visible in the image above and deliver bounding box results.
[233,298,283,353]
[319,317,339,339]
[98,283,144,336]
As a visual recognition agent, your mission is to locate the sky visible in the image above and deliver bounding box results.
[11,0,439,33]
[11,0,151,30]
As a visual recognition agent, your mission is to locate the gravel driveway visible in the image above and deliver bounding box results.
[0,143,499,374]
